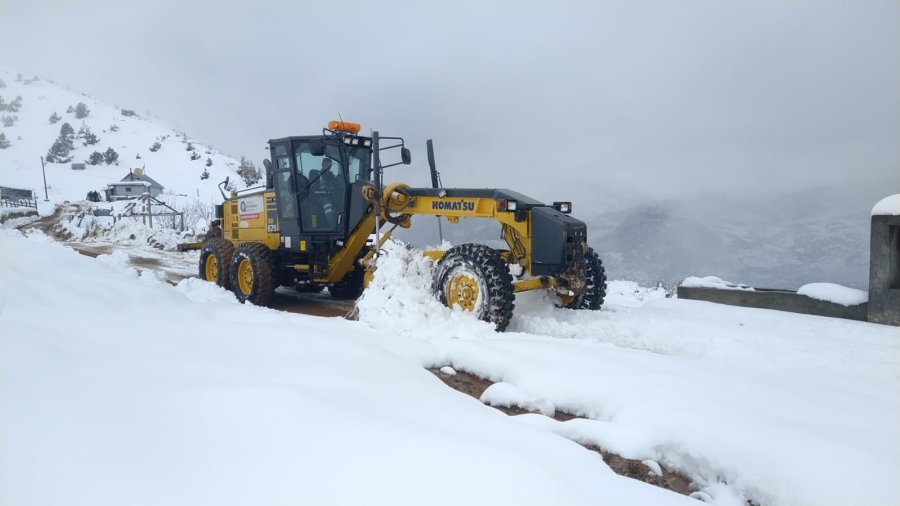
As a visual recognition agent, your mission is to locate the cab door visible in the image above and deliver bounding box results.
[270,142,301,249]
[293,140,347,235]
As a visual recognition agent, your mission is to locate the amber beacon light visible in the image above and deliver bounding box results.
[328,120,361,134]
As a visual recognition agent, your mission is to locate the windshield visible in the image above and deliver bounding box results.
[293,141,370,186]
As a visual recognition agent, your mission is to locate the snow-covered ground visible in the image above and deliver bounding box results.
[2,230,898,506]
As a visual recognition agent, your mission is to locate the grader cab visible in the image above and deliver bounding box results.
[199,121,606,331]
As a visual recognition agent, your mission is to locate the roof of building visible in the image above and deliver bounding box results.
[108,181,151,187]
[119,171,164,189]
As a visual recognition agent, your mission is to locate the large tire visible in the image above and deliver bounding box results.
[329,263,365,300]
[433,243,515,331]
[564,247,607,310]
[229,242,278,305]
[199,237,234,289]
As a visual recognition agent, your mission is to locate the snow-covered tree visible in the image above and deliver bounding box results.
[78,125,99,146]
[66,105,74,114]
[109,124,119,132]
[49,112,61,124]
[7,96,22,112]
[121,109,137,117]
[0,96,6,111]
[0,77,5,88]
[86,151,104,165]
[205,157,213,167]
[237,157,261,186]
[74,102,90,119]
[46,123,76,163]
[200,168,210,180]
[190,151,201,161]
[149,141,161,152]
[185,142,195,152]
[2,114,18,127]
[103,147,119,165]
[0,133,10,149]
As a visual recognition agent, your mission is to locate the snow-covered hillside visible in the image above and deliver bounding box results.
[0,68,245,205]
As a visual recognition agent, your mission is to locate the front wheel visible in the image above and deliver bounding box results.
[432,243,515,331]
[229,243,278,305]
[562,247,607,310]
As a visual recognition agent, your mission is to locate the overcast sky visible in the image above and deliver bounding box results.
[2,1,898,203]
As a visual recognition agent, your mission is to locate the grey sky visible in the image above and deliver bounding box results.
[2,0,898,203]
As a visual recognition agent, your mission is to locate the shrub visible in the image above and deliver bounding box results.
[6,96,22,112]
[205,157,213,167]
[121,108,137,117]
[75,102,90,119]
[87,151,104,165]
[149,141,161,152]
[0,133,10,149]
[2,114,18,127]
[190,151,201,161]
[200,168,210,180]
[49,112,61,124]
[103,147,119,165]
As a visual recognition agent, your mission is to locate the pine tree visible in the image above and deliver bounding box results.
[66,105,75,113]
[0,77,5,88]
[87,151,104,165]
[121,109,137,117]
[7,96,22,112]
[149,141,161,152]
[0,95,6,111]
[205,157,213,167]
[185,142,195,151]
[78,125,99,146]
[49,112,61,124]
[190,151,201,161]
[75,102,90,119]
[200,168,210,180]
[237,156,261,186]
[103,147,119,165]
[0,133,10,149]
[2,114,18,127]
[46,123,76,163]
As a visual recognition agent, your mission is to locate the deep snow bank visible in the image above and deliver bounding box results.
[0,229,689,506]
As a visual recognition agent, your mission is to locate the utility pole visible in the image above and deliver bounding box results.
[40,156,49,201]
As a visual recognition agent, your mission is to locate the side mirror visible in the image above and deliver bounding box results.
[401,147,412,165]
[309,138,326,156]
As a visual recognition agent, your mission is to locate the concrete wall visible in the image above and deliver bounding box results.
[868,214,900,326]
[676,286,869,321]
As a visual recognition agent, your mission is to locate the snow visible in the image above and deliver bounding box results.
[871,193,900,216]
[1,229,694,506]
[439,366,457,376]
[480,382,555,416]
[798,282,869,306]
[643,459,663,477]
[680,276,754,290]
[356,241,899,506]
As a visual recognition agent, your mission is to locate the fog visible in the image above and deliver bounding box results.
[3,1,897,198]
[2,1,898,287]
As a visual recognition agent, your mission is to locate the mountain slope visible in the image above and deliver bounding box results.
[0,69,245,204]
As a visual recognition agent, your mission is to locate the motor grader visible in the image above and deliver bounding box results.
[198,121,606,331]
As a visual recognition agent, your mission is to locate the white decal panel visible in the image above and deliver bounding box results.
[238,196,264,220]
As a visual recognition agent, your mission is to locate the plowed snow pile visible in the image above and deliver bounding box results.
[356,240,899,506]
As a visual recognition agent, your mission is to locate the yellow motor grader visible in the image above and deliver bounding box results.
[199,121,606,331]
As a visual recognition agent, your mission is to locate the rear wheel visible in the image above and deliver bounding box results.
[199,237,234,289]
[562,247,607,310]
[433,244,514,331]
[229,243,278,305]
